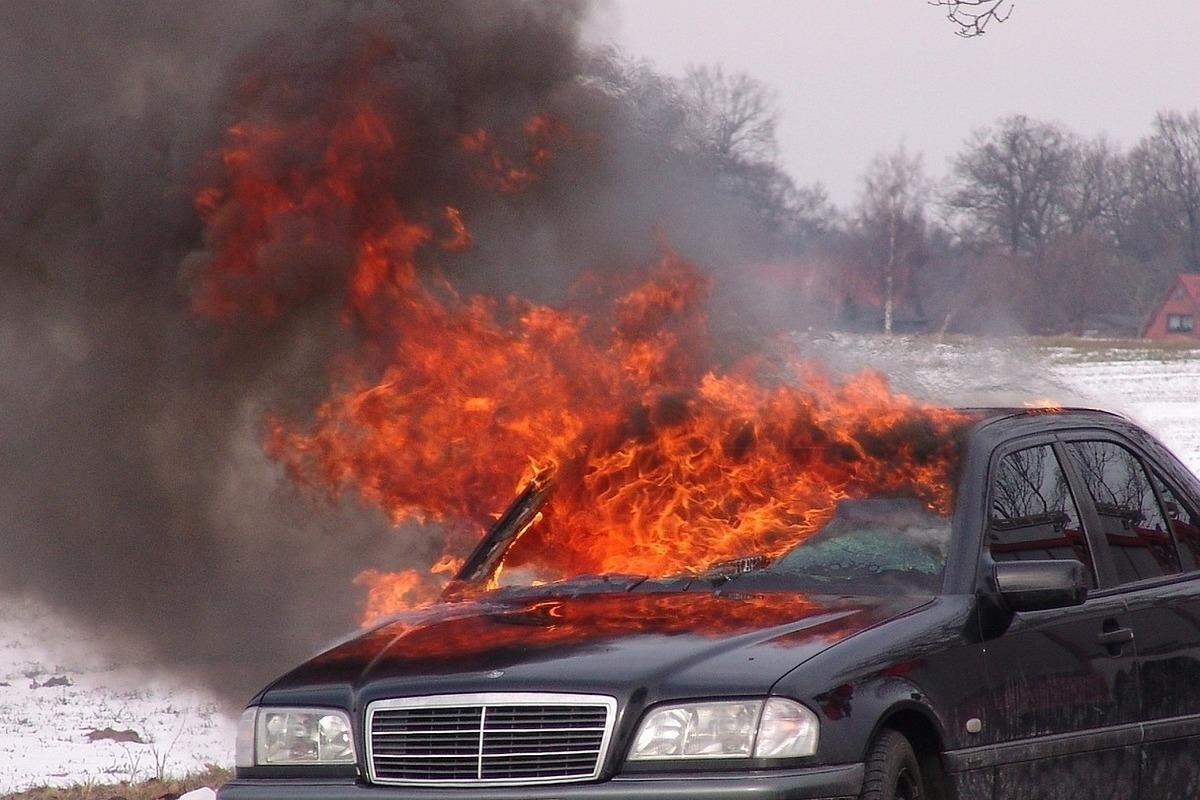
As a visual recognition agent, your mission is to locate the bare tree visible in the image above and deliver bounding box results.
[1064,137,1129,242]
[931,0,1014,37]
[585,47,692,154]
[857,146,930,334]
[1129,110,1200,272]
[677,62,840,247]
[1041,231,1136,334]
[789,183,842,243]
[682,64,780,165]
[944,115,1078,260]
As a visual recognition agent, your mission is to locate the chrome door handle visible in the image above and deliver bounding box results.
[1097,628,1134,646]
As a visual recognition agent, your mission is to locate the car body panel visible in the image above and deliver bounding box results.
[219,762,866,800]
[262,590,930,725]
[971,594,1140,798]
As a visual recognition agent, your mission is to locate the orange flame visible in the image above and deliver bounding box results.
[459,113,587,193]
[193,72,970,627]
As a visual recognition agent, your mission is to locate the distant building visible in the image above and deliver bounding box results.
[1143,273,1200,341]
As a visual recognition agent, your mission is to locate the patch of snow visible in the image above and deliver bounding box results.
[798,334,1200,469]
[1049,352,1200,473]
[0,594,237,791]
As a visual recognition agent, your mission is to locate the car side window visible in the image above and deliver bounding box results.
[1063,440,1182,583]
[1151,472,1200,572]
[989,444,1096,587]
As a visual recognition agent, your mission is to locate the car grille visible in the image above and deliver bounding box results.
[366,692,618,786]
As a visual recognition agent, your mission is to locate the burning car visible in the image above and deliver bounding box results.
[218,407,1200,800]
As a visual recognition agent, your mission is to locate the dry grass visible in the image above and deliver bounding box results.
[0,766,232,800]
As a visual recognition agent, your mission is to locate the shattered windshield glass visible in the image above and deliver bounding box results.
[725,497,953,594]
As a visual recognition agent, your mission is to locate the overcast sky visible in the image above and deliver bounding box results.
[588,1,1200,208]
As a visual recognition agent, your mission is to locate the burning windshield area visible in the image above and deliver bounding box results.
[443,407,974,601]
[279,296,977,626]
[185,12,977,627]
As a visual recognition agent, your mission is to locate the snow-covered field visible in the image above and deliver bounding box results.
[2,336,1198,792]
[798,334,1200,474]
[0,594,236,791]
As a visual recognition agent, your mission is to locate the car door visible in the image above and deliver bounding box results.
[1059,434,1200,800]
[980,438,1140,800]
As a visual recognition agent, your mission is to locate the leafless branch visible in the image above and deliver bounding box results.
[930,0,1014,37]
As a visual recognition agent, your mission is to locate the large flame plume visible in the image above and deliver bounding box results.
[191,36,969,626]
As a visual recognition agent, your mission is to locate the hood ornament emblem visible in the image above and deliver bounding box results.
[486,670,505,679]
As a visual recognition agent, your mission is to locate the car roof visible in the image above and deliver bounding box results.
[965,406,1130,442]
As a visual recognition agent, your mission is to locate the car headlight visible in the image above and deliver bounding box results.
[235,706,357,767]
[628,698,818,761]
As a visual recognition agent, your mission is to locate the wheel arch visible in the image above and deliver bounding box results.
[873,706,955,800]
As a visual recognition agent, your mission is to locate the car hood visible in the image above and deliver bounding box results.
[261,587,932,705]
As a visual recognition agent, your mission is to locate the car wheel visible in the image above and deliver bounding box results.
[861,729,925,800]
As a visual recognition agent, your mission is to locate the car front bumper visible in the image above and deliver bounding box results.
[217,763,864,800]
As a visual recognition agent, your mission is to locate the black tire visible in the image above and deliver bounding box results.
[860,729,925,800]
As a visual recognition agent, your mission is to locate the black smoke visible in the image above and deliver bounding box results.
[0,0,785,706]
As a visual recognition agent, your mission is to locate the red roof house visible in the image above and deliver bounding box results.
[1143,273,1200,341]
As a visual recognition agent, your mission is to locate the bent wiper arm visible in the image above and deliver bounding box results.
[702,554,770,581]
[449,466,557,591]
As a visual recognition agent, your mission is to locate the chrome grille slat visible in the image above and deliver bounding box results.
[366,692,617,787]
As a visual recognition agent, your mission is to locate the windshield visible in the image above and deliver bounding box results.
[723,497,952,594]
[453,488,960,600]
[449,413,976,599]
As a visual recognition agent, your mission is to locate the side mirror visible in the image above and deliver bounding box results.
[993,559,1089,613]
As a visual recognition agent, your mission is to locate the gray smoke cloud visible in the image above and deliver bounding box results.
[0,0,783,706]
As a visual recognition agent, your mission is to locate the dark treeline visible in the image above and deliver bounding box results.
[628,52,1200,337]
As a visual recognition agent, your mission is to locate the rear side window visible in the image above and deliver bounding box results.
[1064,440,1182,583]
[989,444,1095,587]
[1151,472,1200,572]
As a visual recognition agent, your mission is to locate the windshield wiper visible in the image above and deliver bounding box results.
[702,554,770,581]
[446,467,556,594]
